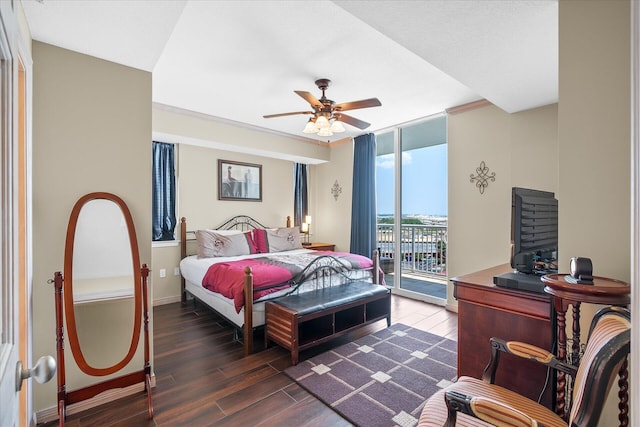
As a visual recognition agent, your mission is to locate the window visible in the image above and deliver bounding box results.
[152,141,176,241]
[293,163,308,226]
[376,115,448,304]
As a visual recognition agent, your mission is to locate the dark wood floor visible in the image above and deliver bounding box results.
[43,295,457,426]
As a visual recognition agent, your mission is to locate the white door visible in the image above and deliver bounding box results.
[0,241,20,426]
[0,6,21,424]
[0,5,39,425]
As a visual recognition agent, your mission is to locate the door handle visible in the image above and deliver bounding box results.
[15,355,56,391]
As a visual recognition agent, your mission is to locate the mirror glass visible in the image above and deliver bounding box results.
[72,199,134,303]
[64,193,142,375]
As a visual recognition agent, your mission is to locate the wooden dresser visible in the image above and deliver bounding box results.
[452,264,554,408]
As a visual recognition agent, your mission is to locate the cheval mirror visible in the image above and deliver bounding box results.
[52,192,152,425]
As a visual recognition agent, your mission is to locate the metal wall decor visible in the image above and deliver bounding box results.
[331,180,342,201]
[470,161,496,194]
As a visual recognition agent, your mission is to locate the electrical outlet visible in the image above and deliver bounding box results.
[159,268,166,278]
[174,267,180,276]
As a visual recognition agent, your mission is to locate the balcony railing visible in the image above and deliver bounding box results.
[377,223,447,279]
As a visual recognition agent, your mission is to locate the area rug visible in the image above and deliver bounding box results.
[284,323,457,427]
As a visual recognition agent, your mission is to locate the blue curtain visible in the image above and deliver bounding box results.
[293,163,308,226]
[152,141,176,241]
[350,133,377,257]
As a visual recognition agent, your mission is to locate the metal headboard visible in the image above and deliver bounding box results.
[180,215,274,259]
[215,215,268,231]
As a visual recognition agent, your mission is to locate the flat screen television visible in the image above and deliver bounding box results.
[511,187,558,274]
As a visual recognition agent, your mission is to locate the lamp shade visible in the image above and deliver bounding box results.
[315,115,330,129]
[303,119,318,133]
[317,127,333,137]
[330,120,346,133]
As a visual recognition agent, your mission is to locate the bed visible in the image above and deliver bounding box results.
[179,215,381,355]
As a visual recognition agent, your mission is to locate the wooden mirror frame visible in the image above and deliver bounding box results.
[64,193,142,374]
[53,192,152,425]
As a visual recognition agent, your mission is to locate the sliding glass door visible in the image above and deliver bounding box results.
[376,115,448,305]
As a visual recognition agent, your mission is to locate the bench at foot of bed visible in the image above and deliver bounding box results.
[264,281,391,365]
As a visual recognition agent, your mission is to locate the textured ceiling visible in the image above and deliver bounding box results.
[22,0,558,144]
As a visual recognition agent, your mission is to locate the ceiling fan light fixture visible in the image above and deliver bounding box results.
[303,118,318,133]
[317,127,333,137]
[315,115,330,129]
[330,120,345,133]
[263,78,382,137]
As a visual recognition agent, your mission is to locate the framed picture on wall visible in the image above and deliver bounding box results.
[218,159,262,201]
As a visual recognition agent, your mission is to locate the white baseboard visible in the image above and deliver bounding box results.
[153,295,181,306]
[35,374,156,424]
[391,287,447,307]
[445,302,458,313]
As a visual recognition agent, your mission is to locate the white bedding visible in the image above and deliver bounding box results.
[179,248,374,328]
[179,248,313,286]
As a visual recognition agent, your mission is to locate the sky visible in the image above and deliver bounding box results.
[376,143,447,216]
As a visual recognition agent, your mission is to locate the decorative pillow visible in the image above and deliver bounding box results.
[252,228,271,253]
[262,227,303,253]
[196,230,257,258]
[207,229,242,236]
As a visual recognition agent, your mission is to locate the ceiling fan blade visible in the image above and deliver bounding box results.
[263,111,314,119]
[336,113,370,129]
[334,97,381,112]
[295,90,323,109]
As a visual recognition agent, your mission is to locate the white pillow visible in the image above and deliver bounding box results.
[265,227,303,252]
[206,228,242,236]
[196,230,257,258]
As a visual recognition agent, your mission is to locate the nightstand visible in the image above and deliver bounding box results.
[302,242,335,251]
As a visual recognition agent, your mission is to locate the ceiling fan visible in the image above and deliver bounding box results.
[263,78,382,137]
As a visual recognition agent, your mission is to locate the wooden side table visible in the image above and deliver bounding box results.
[302,242,335,251]
[541,274,630,423]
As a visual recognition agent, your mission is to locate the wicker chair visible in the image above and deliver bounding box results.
[418,306,630,427]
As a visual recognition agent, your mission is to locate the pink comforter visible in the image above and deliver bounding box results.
[201,251,373,312]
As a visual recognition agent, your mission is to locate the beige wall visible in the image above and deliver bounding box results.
[558,0,630,280]
[151,142,302,303]
[150,243,182,305]
[313,141,355,252]
[176,144,295,229]
[32,42,152,412]
[511,105,559,191]
[447,103,559,304]
[152,106,330,164]
[558,1,630,424]
[448,104,512,287]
